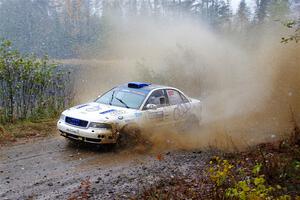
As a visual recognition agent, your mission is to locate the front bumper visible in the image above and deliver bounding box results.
[57,120,118,144]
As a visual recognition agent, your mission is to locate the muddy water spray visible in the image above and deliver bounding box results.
[70,17,300,151]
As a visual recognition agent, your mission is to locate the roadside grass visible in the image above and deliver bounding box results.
[0,119,58,144]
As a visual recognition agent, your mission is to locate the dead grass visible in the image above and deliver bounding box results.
[0,119,57,144]
[68,177,91,200]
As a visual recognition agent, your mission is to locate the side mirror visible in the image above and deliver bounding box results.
[146,104,157,110]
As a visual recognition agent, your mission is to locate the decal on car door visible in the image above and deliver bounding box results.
[147,110,164,120]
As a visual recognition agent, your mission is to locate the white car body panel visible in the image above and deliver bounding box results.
[57,83,202,144]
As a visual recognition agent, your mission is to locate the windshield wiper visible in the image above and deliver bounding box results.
[109,91,115,105]
[115,97,130,108]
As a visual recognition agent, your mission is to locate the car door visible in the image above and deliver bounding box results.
[165,89,192,125]
[142,89,169,127]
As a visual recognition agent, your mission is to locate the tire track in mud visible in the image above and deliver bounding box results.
[0,135,210,199]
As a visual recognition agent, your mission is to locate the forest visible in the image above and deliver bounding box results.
[0,0,298,59]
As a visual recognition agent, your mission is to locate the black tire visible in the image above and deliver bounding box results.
[101,143,117,151]
[65,137,78,145]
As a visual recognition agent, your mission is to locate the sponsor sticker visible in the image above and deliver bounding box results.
[99,109,127,117]
[110,110,126,116]
[77,104,89,109]
[148,111,164,120]
[100,109,116,114]
[121,89,148,95]
[167,90,174,96]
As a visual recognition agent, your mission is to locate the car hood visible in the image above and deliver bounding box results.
[62,102,138,122]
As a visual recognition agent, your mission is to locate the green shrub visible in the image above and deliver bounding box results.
[208,158,293,200]
[0,39,73,123]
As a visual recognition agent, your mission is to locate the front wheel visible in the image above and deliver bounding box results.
[117,125,142,148]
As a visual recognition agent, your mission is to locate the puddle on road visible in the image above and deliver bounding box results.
[80,151,146,168]
[58,141,150,172]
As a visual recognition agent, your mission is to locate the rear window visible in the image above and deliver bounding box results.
[166,89,188,105]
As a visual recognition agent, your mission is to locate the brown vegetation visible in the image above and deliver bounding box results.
[0,120,57,145]
[136,122,300,200]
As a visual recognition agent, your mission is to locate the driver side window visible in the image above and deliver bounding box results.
[143,89,168,110]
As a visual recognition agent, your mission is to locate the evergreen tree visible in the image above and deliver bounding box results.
[254,0,271,24]
[235,0,251,31]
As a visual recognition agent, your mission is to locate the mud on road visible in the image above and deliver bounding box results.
[0,134,210,200]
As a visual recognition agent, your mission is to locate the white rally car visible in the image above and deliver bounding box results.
[57,82,201,144]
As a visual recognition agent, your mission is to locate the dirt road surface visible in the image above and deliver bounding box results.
[0,135,210,199]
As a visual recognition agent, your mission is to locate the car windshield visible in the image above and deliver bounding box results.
[95,88,148,109]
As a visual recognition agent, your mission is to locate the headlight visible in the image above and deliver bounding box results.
[89,122,112,129]
[59,114,65,121]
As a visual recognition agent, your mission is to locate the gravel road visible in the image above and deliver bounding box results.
[0,135,210,200]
